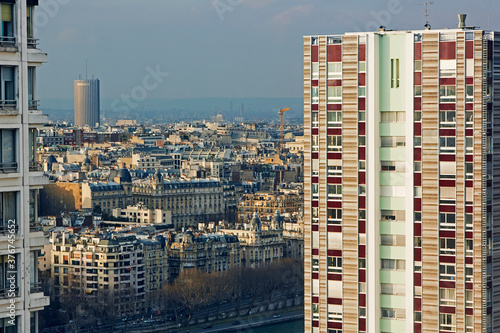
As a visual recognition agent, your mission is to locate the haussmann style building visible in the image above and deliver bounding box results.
[304,15,500,333]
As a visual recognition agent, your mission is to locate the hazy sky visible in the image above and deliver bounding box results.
[36,0,500,100]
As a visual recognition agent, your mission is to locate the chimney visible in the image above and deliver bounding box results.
[458,14,467,29]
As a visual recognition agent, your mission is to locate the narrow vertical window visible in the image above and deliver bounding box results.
[391,59,394,88]
[391,58,400,88]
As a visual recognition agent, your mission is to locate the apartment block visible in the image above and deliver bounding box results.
[304,19,500,333]
[0,1,50,331]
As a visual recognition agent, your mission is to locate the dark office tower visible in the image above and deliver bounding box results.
[74,78,100,127]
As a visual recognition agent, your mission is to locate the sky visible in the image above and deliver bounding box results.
[36,0,500,101]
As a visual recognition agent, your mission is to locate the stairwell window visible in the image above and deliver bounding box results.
[391,58,400,88]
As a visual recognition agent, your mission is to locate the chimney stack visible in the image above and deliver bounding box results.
[458,14,467,29]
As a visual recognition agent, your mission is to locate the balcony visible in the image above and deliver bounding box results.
[27,38,38,49]
[0,162,18,173]
[0,36,16,49]
[29,161,42,172]
[28,109,49,125]
[28,99,39,111]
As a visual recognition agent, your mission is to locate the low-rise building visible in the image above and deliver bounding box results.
[112,202,172,224]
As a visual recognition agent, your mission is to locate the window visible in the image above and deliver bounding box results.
[312,135,319,152]
[311,112,318,127]
[440,288,456,306]
[358,86,366,97]
[439,263,456,280]
[465,137,473,153]
[439,313,456,330]
[328,111,342,126]
[381,235,405,246]
[381,308,395,319]
[391,58,400,88]
[380,111,406,122]
[440,238,456,255]
[381,283,405,295]
[327,256,342,272]
[0,129,16,173]
[414,60,422,71]
[381,210,405,222]
[311,87,319,103]
[439,110,456,124]
[328,62,341,79]
[0,3,14,46]
[327,135,342,151]
[381,136,405,147]
[327,209,342,224]
[440,213,456,230]
[328,165,342,176]
[414,85,422,96]
[440,85,456,102]
[312,184,319,198]
[0,66,15,108]
[311,62,319,80]
[381,259,405,270]
[0,254,18,297]
[0,192,16,232]
[466,85,473,102]
[328,184,342,197]
[440,137,456,153]
[359,61,366,72]
[28,67,37,109]
[328,86,342,102]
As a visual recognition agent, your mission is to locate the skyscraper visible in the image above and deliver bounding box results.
[0,1,50,331]
[74,78,100,127]
[304,18,499,333]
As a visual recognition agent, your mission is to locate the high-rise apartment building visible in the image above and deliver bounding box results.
[304,17,500,333]
[0,0,50,332]
[74,78,100,127]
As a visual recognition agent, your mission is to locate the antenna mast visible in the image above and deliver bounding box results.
[86,57,88,80]
[419,2,433,28]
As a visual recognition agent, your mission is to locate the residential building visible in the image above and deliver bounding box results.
[304,19,500,332]
[112,202,172,224]
[168,231,240,280]
[50,232,146,316]
[0,1,50,331]
[238,191,303,222]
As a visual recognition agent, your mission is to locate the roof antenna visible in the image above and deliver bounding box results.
[419,2,433,29]
[86,57,88,80]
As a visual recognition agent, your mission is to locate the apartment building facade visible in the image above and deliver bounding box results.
[304,23,500,332]
[0,1,50,331]
[50,233,146,316]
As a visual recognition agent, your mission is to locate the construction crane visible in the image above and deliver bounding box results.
[279,107,289,154]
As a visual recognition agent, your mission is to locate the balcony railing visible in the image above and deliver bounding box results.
[0,100,17,110]
[29,161,42,172]
[0,223,18,235]
[28,100,39,111]
[0,286,19,298]
[29,222,43,232]
[0,162,18,173]
[27,38,38,49]
[30,282,42,293]
[0,36,16,48]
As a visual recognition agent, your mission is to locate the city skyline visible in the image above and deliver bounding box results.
[36,0,500,102]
